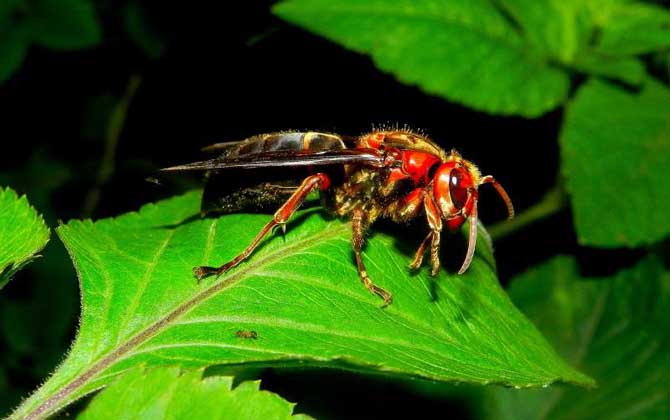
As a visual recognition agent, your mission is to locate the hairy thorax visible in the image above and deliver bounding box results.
[327,164,417,224]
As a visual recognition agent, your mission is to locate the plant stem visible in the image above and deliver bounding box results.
[488,185,568,241]
[82,74,142,218]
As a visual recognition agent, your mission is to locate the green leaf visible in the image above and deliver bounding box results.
[79,367,309,419]
[10,191,592,419]
[560,78,670,247]
[594,1,670,56]
[482,255,670,420]
[0,187,49,290]
[26,0,101,50]
[273,0,570,117]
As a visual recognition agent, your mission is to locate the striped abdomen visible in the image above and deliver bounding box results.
[201,132,346,215]
[225,132,346,158]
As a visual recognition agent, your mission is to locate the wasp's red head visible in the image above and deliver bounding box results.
[432,163,477,221]
[430,153,514,275]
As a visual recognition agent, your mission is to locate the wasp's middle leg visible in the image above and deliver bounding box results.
[389,187,440,274]
[194,173,331,280]
[351,209,393,306]
[384,187,433,271]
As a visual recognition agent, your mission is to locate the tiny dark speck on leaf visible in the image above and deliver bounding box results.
[236,330,258,339]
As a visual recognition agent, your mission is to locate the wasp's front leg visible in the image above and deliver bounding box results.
[408,231,432,271]
[351,209,392,307]
[194,173,331,280]
[421,193,443,276]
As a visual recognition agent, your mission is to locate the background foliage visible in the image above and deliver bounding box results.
[0,0,668,419]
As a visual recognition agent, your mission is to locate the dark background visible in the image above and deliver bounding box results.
[0,1,595,418]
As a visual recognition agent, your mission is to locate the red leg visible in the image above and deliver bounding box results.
[351,209,392,306]
[194,173,331,280]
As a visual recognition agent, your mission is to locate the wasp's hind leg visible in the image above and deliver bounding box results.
[351,209,393,307]
[194,173,331,280]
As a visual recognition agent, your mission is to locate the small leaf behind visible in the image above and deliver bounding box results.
[79,367,310,420]
[561,77,670,247]
[483,255,670,420]
[0,187,49,290]
[11,191,591,419]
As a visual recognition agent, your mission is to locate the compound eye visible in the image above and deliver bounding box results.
[449,169,469,209]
